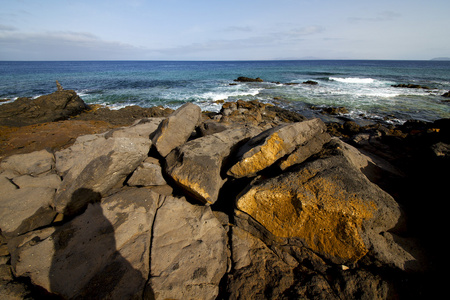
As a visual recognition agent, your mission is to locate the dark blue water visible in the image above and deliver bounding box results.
[1,60,449,123]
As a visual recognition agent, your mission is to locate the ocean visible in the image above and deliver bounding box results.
[1,60,450,124]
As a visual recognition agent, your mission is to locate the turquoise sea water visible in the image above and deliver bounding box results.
[1,60,449,123]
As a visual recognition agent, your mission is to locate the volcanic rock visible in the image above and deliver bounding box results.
[0,90,88,127]
[234,77,264,82]
[147,195,228,300]
[235,153,404,265]
[165,126,262,204]
[151,103,202,157]
[8,188,161,299]
[227,118,328,178]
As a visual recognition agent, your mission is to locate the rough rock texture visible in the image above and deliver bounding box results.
[8,188,160,299]
[127,157,167,187]
[0,149,54,176]
[228,118,328,178]
[147,196,228,300]
[152,102,202,157]
[236,154,403,265]
[0,94,444,299]
[0,90,88,127]
[165,126,262,204]
[53,119,162,216]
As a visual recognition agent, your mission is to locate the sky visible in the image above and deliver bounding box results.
[0,0,449,61]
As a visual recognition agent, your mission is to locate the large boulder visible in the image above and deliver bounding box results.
[53,119,162,216]
[165,126,262,204]
[0,89,88,127]
[228,118,329,178]
[151,103,202,157]
[8,188,161,299]
[147,195,228,300]
[235,153,405,265]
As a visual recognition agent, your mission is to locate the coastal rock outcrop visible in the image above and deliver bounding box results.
[0,87,88,127]
[0,93,441,299]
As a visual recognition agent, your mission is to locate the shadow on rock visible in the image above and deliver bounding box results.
[48,189,146,299]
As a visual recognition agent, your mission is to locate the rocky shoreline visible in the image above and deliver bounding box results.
[1,86,448,299]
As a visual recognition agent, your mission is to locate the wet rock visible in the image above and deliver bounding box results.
[442,90,450,97]
[392,83,430,89]
[165,126,262,204]
[152,103,202,157]
[234,77,264,82]
[302,80,318,85]
[228,118,328,178]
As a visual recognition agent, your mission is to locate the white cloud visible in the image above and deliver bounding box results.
[348,11,401,23]
[0,30,148,60]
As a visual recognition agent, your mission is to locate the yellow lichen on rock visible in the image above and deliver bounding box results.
[236,167,377,262]
[228,132,286,177]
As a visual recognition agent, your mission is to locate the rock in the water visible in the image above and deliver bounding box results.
[228,118,328,178]
[236,154,403,264]
[0,90,88,127]
[8,188,161,299]
[234,77,264,82]
[147,195,228,300]
[165,126,262,204]
[152,103,202,157]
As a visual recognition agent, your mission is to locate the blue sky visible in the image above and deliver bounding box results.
[0,0,449,60]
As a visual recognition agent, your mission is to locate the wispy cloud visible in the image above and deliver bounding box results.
[348,11,401,23]
[0,30,147,60]
[0,24,17,31]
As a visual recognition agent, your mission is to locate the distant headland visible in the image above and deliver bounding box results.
[431,57,450,61]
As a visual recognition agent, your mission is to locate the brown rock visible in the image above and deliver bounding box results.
[228,118,328,178]
[152,103,202,157]
[236,155,403,264]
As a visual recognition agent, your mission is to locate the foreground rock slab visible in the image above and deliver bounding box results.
[9,188,161,299]
[148,195,228,300]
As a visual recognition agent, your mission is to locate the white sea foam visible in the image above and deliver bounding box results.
[330,77,375,84]
[196,88,261,101]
